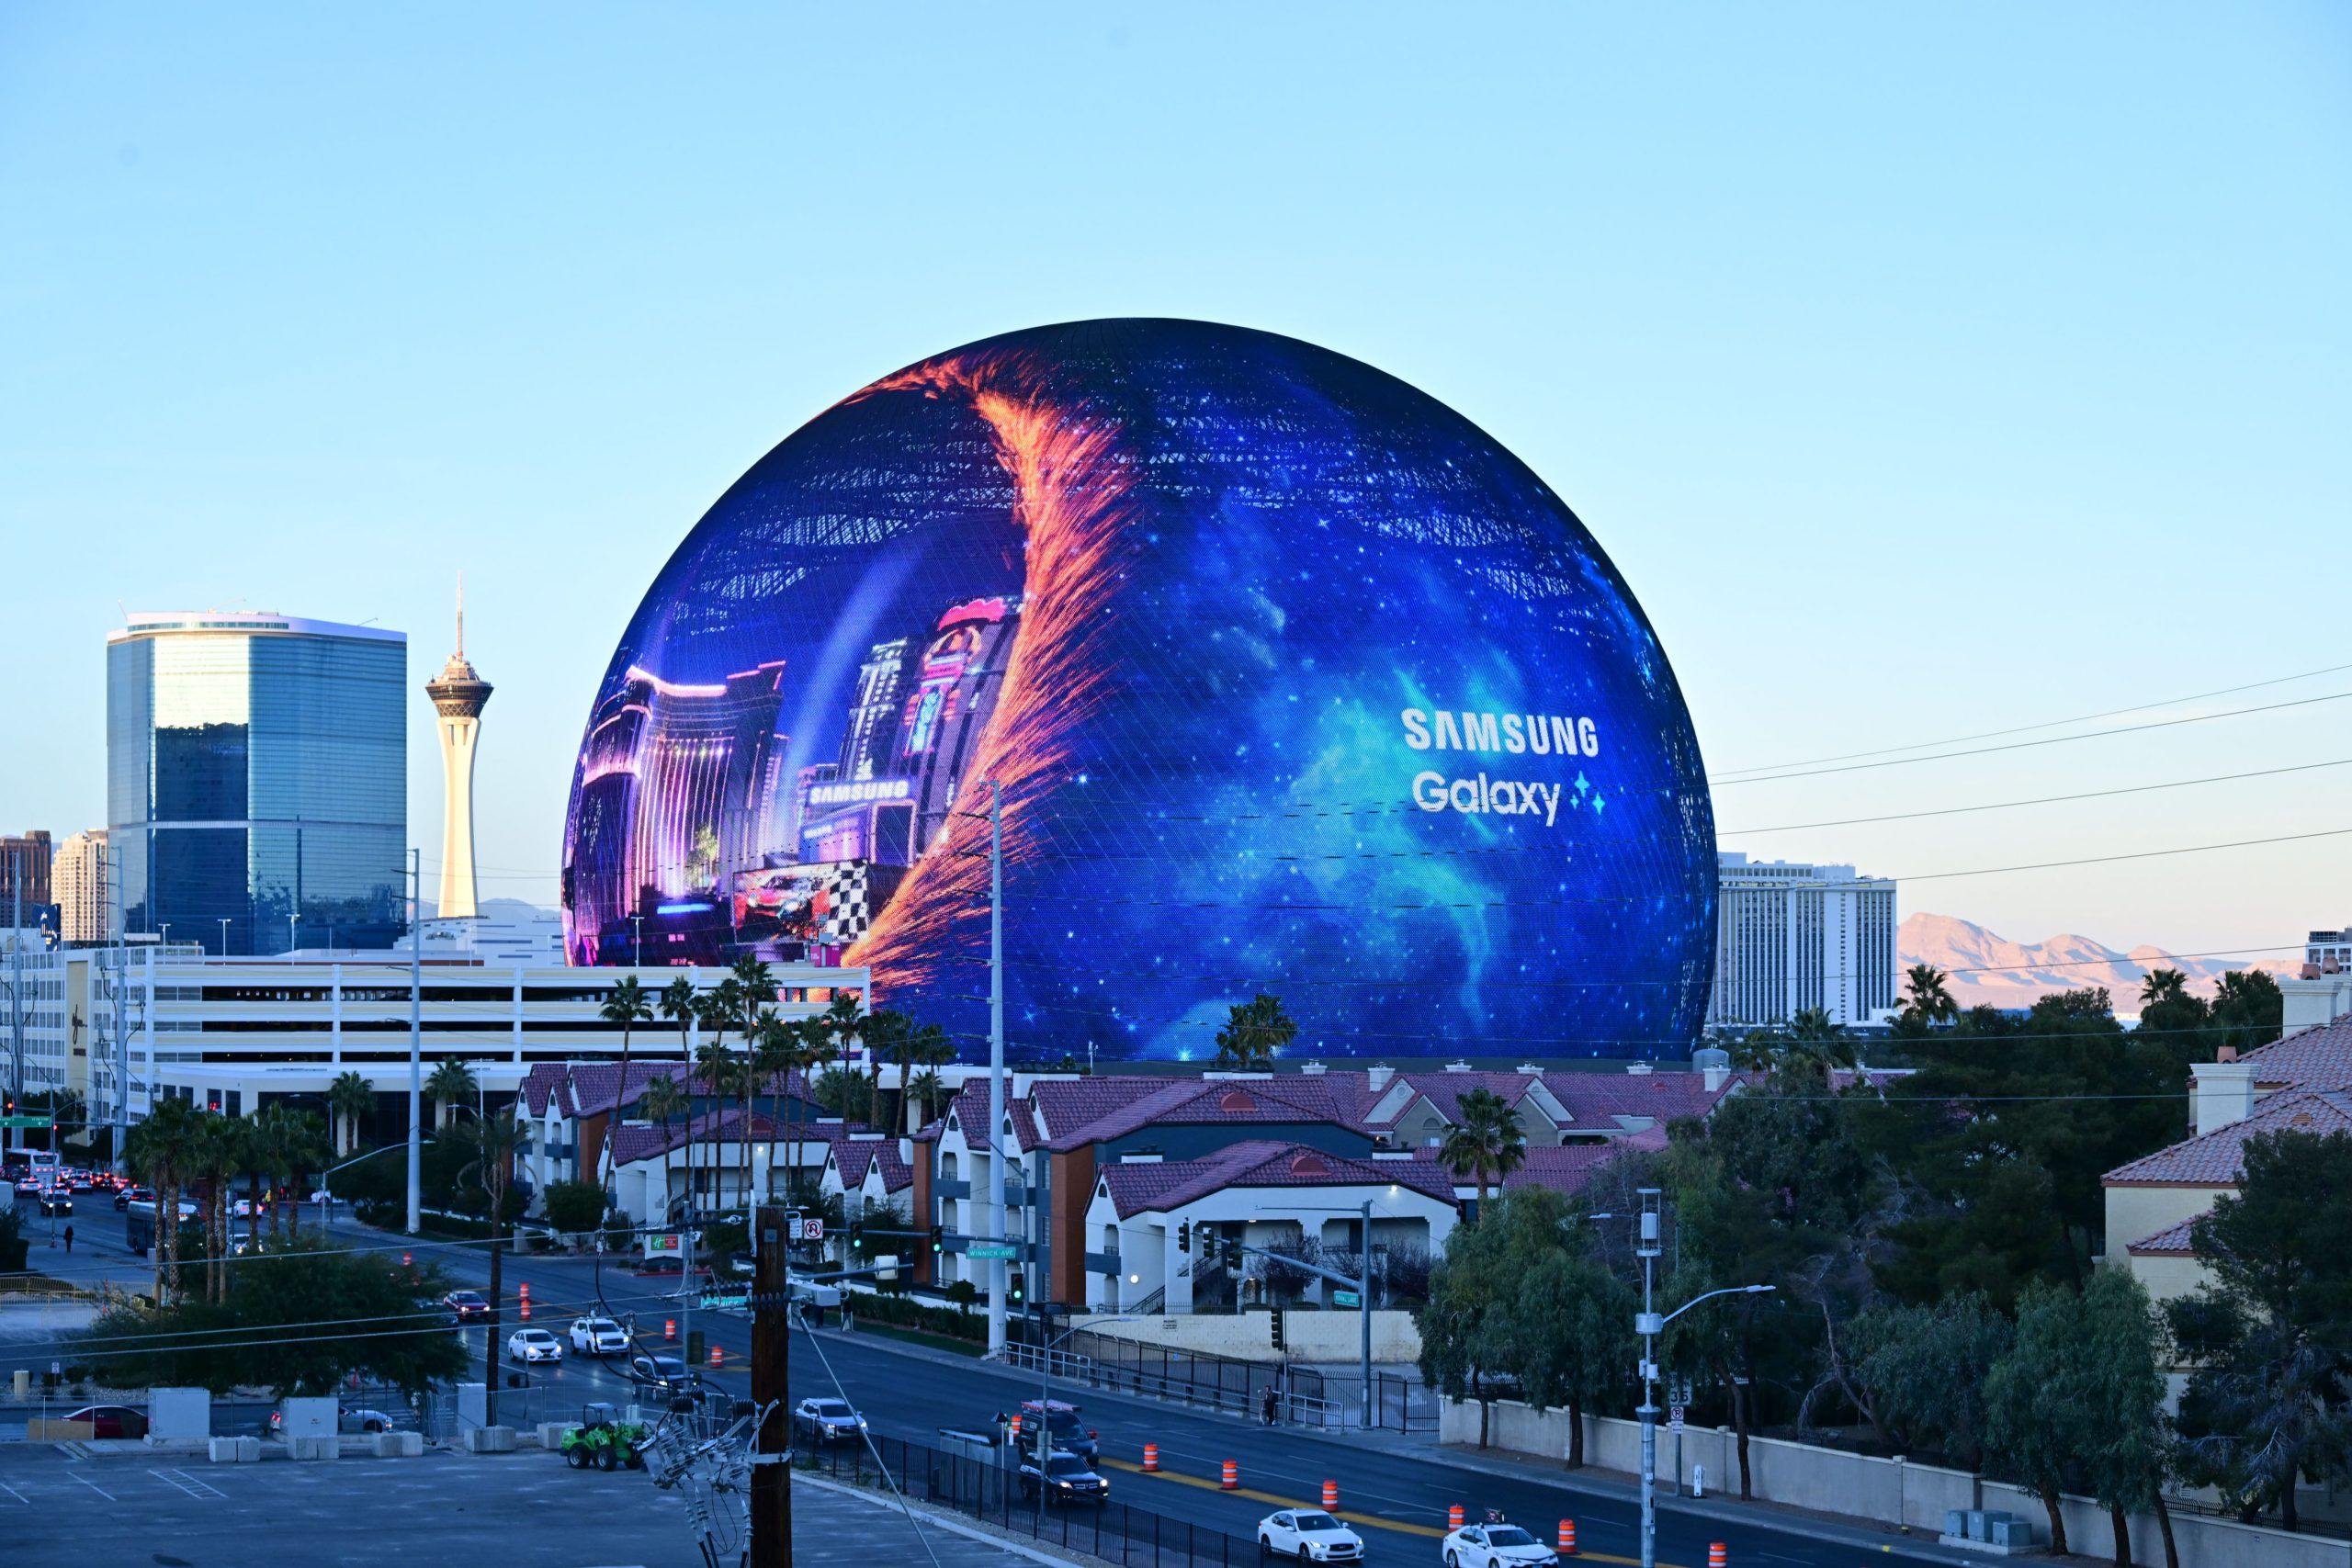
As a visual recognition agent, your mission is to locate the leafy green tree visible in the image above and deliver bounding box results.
[2166,1128,2352,1531]
[2211,969,2284,1058]
[1212,993,1296,1071]
[2071,1269,2177,1568]
[1499,1218,1633,1466]
[1847,1292,2010,1467]
[74,1237,468,1396]
[1984,1280,2089,1554]
[1416,1191,1527,1447]
[541,1178,609,1235]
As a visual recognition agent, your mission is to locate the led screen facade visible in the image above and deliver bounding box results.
[562,319,1715,1060]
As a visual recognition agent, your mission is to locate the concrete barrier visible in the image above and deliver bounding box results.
[372,1431,423,1458]
[464,1425,516,1453]
[537,1422,573,1450]
[207,1436,261,1464]
[286,1434,338,1461]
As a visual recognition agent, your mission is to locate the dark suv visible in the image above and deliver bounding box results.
[1019,1450,1109,1506]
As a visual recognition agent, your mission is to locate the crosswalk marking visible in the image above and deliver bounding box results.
[153,1468,228,1500]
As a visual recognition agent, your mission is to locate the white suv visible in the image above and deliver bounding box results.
[569,1315,629,1357]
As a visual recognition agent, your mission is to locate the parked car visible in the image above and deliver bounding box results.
[568,1315,629,1357]
[444,1290,490,1324]
[1017,1450,1109,1506]
[64,1404,148,1439]
[1441,1523,1557,1568]
[1018,1398,1098,1462]
[39,1188,73,1216]
[269,1405,399,1436]
[792,1397,865,1445]
[230,1197,271,1217]
[507,1327,564,1363]
[114,1184,154,1211]
[1259,1510,1365,1562]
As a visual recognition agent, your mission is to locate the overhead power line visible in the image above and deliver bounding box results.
[1710,656,2352,778]
[1722,757,2352,835]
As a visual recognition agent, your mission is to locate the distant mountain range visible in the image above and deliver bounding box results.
[1899,913,2296,1013]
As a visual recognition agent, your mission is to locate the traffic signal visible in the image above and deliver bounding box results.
[1009,1272,1025,1303]
[1176,1221,1191,1254]
[849,1221,865,1252]
[1270,1308,1286,1352]
[1223,1236,1242,1272]
[930,1224,944,1254]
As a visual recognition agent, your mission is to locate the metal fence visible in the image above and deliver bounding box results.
[1010,1331,1437,1434]
[800,1429,1261,1568]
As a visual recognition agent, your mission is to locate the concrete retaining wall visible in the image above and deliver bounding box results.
[1071,1310,1422,1363]
[1440,1398,2337,1568]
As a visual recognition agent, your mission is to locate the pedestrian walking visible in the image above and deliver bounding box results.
[62,1223,74,1254]
[1261,1385,1278,1427]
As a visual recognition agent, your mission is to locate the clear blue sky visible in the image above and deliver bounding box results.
[3,4,2345,961]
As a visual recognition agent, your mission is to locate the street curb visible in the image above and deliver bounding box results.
[803,1329,1993,1566]
[797,1470,1091,1568]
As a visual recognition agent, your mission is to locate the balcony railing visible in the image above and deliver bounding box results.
[1085,1250,1122,1275]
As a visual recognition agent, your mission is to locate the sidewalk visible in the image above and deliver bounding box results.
[797,1471,1089,1568]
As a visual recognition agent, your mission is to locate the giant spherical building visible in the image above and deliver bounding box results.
[562,319,1715,1060]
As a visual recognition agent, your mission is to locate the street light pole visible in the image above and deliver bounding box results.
[985,779,1006,1357]
[1630,1186,1773,1568]
[406,847,423,1235]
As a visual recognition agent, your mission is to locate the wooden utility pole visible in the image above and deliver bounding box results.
[752,1203,791,1565]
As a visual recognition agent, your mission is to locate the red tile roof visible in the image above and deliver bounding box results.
[2127,1216,2201,1256]
[939,1083,1045,1152]
[1096,1140,1457,1218]
[2242,1016,2352,1091]
[1411,1127,1669,1198]
[608,1108,786,1168]
[2104,1089,2352,1185]
[833,1137,913,1193]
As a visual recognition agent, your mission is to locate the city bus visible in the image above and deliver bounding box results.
[122,1196,198,1258]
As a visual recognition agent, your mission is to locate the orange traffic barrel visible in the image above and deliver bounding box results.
[1449,1505,1464,1529]
[1322,1480,1338,1508]
[518,1280,530,1295]
[401,1251,413,1266]
[519,1299,531,1320]
[708,1345,724,1367]
[1709,1545,1727,1568]
[1141,1443,1159,1472]
[1220,1460,1238,1490]
[664,1317,676,1340]
[1558,1519,1577,1555]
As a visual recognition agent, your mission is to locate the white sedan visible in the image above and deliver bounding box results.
[1442,1524,1556,1568]
[506,1327,565,1364]
[1260,1509,1365,1562]
[569,1315,629,1357]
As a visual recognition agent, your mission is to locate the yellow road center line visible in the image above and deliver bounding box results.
[1097,1456,1670,1567]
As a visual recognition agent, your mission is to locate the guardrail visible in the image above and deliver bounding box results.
[1001,1340,1343,1427]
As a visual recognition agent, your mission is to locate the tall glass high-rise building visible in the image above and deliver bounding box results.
[107,612,406,955]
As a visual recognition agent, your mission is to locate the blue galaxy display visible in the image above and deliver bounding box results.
[561,318,1715,1060]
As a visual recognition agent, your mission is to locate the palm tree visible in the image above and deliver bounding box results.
[326,1070,373,1158]
[858,1009,909,1129]
[658,976,700,1057]
[277,1109,331,1239]
[453,1109,526,1426]
[1213,994,1297,1071]
[638,1075,689,1221]
[2141,967,2192,1010]
[597,976,655,1195]
[186,1110,241,1303]
[750,1012,799,1202]
[905,1067,946,1127]
[793,996,858,1209]
[1902,964,1959,1027]
[727,958,775,1201]
[124,1097,201,1303]
[694,1032,739,1216]
[1438,1088,1527,1214]
[426,1058,480,1130]
[247,1107,296,1244]
[888,1020,948,1134]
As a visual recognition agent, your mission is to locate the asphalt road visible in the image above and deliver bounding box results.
[16,1199,1962,1568]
